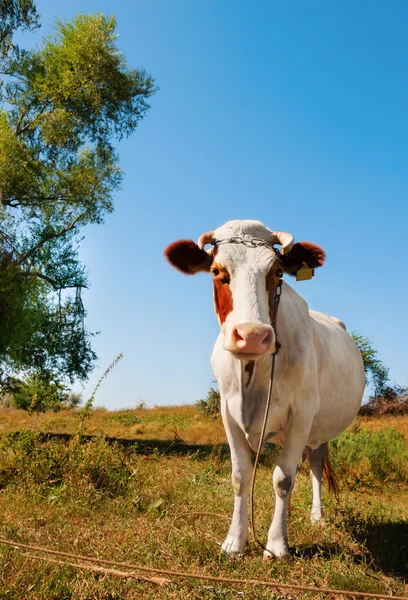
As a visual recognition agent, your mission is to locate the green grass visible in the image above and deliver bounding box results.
[0,410,407,599]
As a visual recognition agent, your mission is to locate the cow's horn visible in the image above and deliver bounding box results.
[197,231,215,249]
[270,231,294,255]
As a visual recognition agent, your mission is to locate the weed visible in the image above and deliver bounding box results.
[134,398,147,410]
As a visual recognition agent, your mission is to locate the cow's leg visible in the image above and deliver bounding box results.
[264,421,311,560]
[309,443,325,523]
[221,400,252,555]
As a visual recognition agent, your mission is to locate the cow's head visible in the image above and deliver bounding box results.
[165,220,325,361]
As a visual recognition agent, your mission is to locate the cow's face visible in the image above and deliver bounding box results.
[165,220,325,361]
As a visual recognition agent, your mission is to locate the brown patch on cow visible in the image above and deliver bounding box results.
[244,360,255,387]
[281,241,326,276]
[164,239,213,274]
[212,263,233,323]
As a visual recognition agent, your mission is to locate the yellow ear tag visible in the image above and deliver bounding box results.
[296,262,314,281]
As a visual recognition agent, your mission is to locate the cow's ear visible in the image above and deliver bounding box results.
[164,240,213,275]
[281,242,325,276]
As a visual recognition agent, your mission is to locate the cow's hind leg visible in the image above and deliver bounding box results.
[310,442,338,523]
[309,443,325,523]
[221,400,252,556]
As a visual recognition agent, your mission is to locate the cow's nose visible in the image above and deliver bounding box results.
[231,323,273,354]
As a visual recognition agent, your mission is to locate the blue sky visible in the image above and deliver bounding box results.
[24,1,407,408]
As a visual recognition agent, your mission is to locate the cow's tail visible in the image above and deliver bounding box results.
[322,442,339,501]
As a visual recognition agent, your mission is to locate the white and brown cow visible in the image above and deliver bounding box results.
[165,219,364,559]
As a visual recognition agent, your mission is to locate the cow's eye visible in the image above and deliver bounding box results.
[212,268,220,276]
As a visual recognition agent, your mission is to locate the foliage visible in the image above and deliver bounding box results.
[330,423,408,485]
[196,386,221,417]
[0,7,156,388]
[3,372,82,412]
[0,0,39,63]
[350,332,389,396]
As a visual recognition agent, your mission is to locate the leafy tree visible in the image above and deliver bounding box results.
[0,8,156,390]
[350,332,389,396]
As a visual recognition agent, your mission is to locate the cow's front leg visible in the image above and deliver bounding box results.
[264,421,312,560]
[221,400,252,556]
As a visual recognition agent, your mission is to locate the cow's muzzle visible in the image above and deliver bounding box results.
[225,322,275,359]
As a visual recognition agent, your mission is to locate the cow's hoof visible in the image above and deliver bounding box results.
[263,542,290,561]
[221,536,247,556]
[310,508,325,524]
[310,514,326,526]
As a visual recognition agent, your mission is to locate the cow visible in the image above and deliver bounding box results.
[164,219,365,559]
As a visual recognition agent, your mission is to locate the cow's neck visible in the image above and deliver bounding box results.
[226,354,273,439]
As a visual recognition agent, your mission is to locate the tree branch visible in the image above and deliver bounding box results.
[34,271,88,290]
[4,196,69,207]
[0,229,15,244]
[15,102,48,136]
[18,217,82,265]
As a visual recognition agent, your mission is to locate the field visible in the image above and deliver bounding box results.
[0,406,407,599]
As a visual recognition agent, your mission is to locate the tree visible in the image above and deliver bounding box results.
[0,8,156,390]
[350,332,389,396]
[0,0,39,61]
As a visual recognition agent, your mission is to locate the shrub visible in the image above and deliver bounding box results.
[359,386,408,417]
[196,387,221,417]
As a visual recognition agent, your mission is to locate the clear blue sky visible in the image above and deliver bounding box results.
[25,1,408,408]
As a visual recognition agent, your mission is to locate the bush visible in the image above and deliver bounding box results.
[3,373,81,412]
[359,386,408,417]
[196,387,221,417]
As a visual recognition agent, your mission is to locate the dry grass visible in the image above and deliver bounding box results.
[2,406,408,444]
[0,405,227,445]
[360,414,408,439]
[0,406,407,599]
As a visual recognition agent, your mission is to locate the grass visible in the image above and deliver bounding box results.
[0,406,407,599]
[0,405,227,445]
